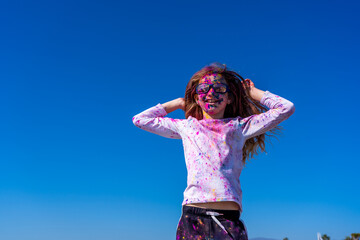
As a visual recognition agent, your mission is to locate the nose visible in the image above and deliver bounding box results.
[207,86,217,95]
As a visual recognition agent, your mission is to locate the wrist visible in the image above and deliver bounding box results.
[177,98,185,111]
[162,98,185,113]
[250,88,265,102]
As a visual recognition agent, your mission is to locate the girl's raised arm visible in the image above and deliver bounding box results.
[240,86,295,140]
[132,99,185,139]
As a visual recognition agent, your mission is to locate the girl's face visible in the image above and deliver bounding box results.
[195,73,231,119]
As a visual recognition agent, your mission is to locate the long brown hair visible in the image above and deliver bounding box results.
[184,62,282,164]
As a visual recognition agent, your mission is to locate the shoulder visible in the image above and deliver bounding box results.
[232,115,253,129]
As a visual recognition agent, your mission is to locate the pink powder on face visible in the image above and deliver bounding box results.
[196,74,229,116]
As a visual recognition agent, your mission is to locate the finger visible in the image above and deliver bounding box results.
[242,79,250,86]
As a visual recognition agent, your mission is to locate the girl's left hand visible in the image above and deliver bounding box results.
[243,79,265,101]
[242,79,255,90]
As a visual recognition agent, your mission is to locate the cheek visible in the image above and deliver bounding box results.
[195,94,206,104]
[198,93,206,100]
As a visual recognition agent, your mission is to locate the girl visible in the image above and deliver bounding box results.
[132,63,295,240]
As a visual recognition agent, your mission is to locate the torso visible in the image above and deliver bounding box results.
[181,118,244,211]
[185,201,240,210]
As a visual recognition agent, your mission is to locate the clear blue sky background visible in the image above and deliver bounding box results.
[1,0,359,240]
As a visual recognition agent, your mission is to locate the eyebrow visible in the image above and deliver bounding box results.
[200,78,226,83]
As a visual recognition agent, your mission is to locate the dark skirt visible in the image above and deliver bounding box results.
[176,205,248,240]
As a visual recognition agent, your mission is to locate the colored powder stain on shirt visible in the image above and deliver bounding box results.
[132,90,295,211]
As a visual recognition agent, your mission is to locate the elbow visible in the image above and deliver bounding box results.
[288,102,295,115]
[281,102,295,118]
[132,115,152,129]
[276,101,295,118]
[132,115,141,127]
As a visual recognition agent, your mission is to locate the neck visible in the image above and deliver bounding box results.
[202,110,224,119]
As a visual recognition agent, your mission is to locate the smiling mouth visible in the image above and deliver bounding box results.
[205,99,220,103]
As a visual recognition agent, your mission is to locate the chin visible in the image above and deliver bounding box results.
[206,111,220,116]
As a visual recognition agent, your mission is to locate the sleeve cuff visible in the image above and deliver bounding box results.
[155,103,168,116]
[260,90,270,104]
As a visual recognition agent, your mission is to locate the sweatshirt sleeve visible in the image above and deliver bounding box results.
[132,103,183,139]
[240,91,295,140]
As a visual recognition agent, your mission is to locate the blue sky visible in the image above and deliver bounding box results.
[0,0,359,240]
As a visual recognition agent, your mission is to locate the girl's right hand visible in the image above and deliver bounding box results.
[162,98,185,113]
[178,97,185,111]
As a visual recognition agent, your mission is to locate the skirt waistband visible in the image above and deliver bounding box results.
[182,205,240,220]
